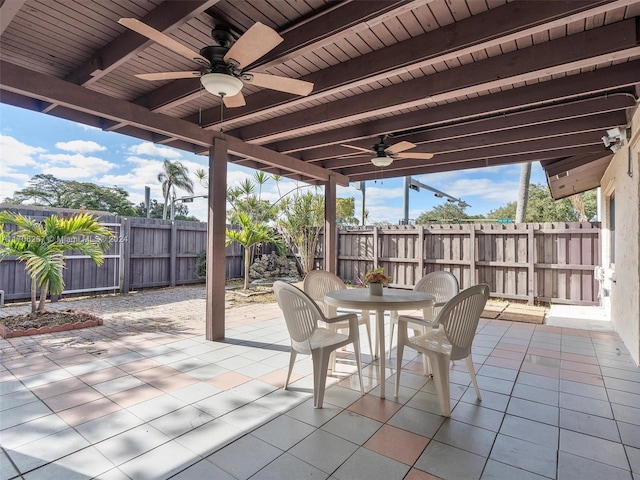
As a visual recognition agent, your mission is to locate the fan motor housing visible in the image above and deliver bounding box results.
[199,46,234,74]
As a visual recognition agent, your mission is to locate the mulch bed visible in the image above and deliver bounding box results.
[0,310,103,339]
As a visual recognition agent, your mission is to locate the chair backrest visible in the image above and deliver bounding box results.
[303,270,346,316]
[274,281,324,351]
[435,284,489,360]
[414,271,459,306]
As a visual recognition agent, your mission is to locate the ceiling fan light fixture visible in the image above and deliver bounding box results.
[371,155,393,167]
[200,73,243,97]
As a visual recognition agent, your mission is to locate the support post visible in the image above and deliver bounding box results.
[206,140,228,341]
[324,175,337,274]
[169,222,177,287]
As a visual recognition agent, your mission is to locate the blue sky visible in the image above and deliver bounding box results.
[0,104,546,223]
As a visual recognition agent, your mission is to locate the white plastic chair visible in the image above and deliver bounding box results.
[274,281,364,408]
[304,270,374,358]
[388,271,459,359]
[394,284,489,417]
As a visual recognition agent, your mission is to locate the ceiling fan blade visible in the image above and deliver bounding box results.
[385,141,416,154]
[118,18,209,64]
[244,72,313,96]
[397,152,435,160]
[224,22,283,69]
[340,144,373,154]
[223,91,246,108]
[135,71,201,81]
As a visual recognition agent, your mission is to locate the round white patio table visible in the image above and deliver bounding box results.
[324,288,435,398]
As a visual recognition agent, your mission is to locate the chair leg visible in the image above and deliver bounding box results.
[388,320,395,360]
[394,327,406,398]
[422,353,431,376]
[427,350,452,417]
[465,355,482,401]
[364,319,374,359]
[353,338,364,395]
[328,324,338,375]
[313,350,332,409]
[284,349,297,390]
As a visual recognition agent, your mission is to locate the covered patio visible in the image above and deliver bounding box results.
[1,286,639,479]
[1,1,640,478]
[1,0,639,362]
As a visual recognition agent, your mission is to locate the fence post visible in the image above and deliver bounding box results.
[418,224,424,278]
[119,217,131,294]
[469,225,476,288]
[373,226,379,269]
[528,225,535,305]
[170,221,177,287]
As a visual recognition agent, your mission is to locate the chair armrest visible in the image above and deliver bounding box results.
[397,314,433,328]
[324,313,358,324]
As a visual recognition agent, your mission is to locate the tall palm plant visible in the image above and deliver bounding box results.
[0,211,114,313]
[225,212,283,290]
[158,159,194,220]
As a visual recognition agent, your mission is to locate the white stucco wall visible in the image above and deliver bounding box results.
[600,106,640,366]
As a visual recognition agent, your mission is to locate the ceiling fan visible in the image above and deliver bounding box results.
[118,18,314,108]
[341,136,434,167]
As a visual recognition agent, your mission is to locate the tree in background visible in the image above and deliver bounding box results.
[134,199,199,221]
[488,184,597,222]
[337,197,359,225]
[157,159,194,220]
[227,175,277,224]
[0,211,113,313]
[487,202,517,221]
[3,174,137,216]
[277,191,325,276]
[416,202,484,224]
[225,212,283,290]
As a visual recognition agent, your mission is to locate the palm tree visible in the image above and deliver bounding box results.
[158,159,194,220]
[515,162,532,223]
[0,211,113,313]
[225,212,283,290]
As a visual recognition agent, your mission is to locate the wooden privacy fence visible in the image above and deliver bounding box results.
[0,206,243,302]
[337,223,601,306]
[1,206,601,305]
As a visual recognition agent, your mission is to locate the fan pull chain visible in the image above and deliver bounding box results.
[219,97,225,134]
[198,81,203,127]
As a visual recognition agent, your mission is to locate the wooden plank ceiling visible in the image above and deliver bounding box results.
[1,0,639,192]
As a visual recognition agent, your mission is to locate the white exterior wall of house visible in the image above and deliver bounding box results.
[600,105,640,366]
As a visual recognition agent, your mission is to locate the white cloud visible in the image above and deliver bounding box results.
[39,153,115,175]
[128,142,183,159]
[55,140,106,153]
[0,180,22,201]
[0,134,43,166]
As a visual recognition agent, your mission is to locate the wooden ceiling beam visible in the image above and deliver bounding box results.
[231,19,640,143]
[187,0,622,129]
[65,1,220,86]
[321,111,626,169]
[136,0,420,113]
[1,61,341,185]
[542,152,615,178]
[338,132,606,177]
[269,60,640,154]
[346,146,602,182]
[0,0,28,35]
[298,95,635,162]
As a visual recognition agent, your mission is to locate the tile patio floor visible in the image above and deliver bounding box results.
[1,286,639,480]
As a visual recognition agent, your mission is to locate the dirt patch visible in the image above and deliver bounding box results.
[0,284,277,338]
[224,282,276,307]
[0,310,103,338]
